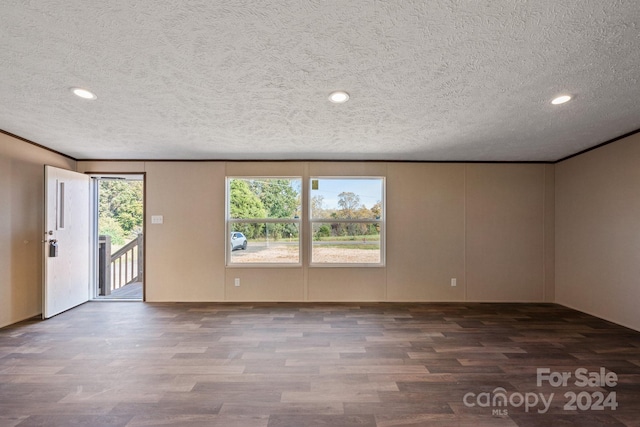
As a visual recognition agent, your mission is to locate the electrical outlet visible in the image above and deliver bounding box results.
[234,278,240,287]
[451,278,457,287]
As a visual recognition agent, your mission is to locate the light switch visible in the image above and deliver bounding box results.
[151,215,164,224]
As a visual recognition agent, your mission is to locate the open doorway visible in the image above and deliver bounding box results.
[91,174,144,300]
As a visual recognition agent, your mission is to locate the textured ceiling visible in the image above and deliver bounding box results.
[1,1,639,161]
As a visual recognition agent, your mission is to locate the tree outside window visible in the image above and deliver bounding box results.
[310,177,385,265]
[227,178,301,265]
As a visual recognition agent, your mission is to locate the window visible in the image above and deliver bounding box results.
[227,177,302,265]
[310,177,385,266]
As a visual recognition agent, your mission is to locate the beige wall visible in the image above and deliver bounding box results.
[9,127,640,331]
[386,163,465,301]
[556,133,640,331]
[0,136,556,329]
[465,164,549,301]
[78,160,554,303]
[0,133,76,328]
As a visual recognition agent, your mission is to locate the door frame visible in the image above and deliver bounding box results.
[87,172,146,301]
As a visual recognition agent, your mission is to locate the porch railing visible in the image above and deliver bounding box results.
[98,234,143,296]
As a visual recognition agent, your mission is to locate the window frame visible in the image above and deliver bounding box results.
[225,176,303,267]
[308,176,386,268]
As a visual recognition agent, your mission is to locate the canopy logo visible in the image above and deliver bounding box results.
[462,367,618,415]
[463,387,552,415]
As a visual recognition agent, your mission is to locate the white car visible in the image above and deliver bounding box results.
[230,232,248,250]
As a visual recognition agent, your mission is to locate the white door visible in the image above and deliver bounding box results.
[43,166,90,318]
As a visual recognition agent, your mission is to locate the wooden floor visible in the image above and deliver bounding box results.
[0,302,639,427]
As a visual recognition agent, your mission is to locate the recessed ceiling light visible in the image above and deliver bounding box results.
[328,91,349,103]
[551,95,571,105]
[71,87,97,100]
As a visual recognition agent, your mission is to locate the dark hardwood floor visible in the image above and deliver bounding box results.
[1,302,639,427]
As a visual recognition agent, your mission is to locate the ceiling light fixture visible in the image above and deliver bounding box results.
[328,91,349,103]
[71,87,97,100]
[551,95,571,105]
